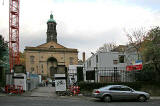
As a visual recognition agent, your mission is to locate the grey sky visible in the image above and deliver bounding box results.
[0,0,160,59]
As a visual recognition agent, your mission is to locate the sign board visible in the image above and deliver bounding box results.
[126,60,142,71]
[55,79,66,91]
[13,73,27,91]
[6,73,13,85]
[14,65,25,73]
[86,71,95,80]
[126,64,142,71]
[55,74,66,91]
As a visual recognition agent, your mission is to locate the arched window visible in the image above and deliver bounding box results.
[31,67,34,73]
[30,56,34,64]
[50,46,54,49]
[70,57,74,65]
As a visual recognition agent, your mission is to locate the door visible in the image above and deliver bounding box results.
[50,66,57,77]
[109,86,124,100]
[119,86,135,100]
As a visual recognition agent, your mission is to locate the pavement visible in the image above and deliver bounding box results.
[1,85,160,100]
[22,84,57,97]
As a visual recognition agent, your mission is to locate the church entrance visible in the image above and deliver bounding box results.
[47,57,58,78]
[50,66,57,76]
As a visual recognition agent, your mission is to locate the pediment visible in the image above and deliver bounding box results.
[37,41,66,49]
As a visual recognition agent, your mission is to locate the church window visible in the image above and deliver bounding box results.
[70,57,74,65]
[41,64,43,69]
[31,67,34,73]
[30,56,34,64]
[50,24,53,29]
[50,46,54,49]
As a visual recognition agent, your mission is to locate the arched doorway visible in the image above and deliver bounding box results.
[50,66,57,75]
[47,57,58,78]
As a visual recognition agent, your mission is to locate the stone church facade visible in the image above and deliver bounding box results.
[25,14,78,79]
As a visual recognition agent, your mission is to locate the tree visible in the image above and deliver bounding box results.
[0,35,9,87]
[96,42,117,52]
[142,26,160,76]
[135,64,157,82]
[0,35,6,64]
[19,52,25,66]
[125,28,147,60]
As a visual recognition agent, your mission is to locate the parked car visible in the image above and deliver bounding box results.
[92,85,150,102]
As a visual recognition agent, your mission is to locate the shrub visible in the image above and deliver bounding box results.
[78,82,142,91]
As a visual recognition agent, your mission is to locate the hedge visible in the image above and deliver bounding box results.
[78,81,160,92]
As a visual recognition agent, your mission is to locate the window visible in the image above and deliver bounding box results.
[50,46,54,49]
[41,64,43,69]
[31,67,34,73]
[71,78,75,80]
[30,56,34,64]
[119,55,125,63]
[50,24,53,29]
[87,60,92,68]
[120,87,132,91]
[96,55,98,63]
[109,86,121,91]
[87,61,89,68]
[70,57,74,65]
[89,60,91,67]
[42,70,44,73]
[113,60,118,64]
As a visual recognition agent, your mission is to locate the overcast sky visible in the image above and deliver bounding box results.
[0,0,160,59]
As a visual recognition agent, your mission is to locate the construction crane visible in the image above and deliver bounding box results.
[9,0,20,72]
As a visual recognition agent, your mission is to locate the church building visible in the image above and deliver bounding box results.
[25,14,78,79]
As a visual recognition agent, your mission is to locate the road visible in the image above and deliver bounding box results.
[0,85,160,106]
[0,96,160,106]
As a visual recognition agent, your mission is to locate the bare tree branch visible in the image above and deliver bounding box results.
[124,28,147,60]
[97,42,117,52]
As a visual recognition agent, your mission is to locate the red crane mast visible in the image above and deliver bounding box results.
[9,0,20,72]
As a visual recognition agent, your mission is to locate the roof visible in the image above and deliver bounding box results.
[37,41,66,49]
[47,14,56,23]
[112,45,126,52]
[24,41,78,53]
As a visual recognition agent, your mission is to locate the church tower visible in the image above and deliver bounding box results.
[46,14,57,43]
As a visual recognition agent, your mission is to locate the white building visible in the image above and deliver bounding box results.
[68,65,83,85]
[83,51,128,83]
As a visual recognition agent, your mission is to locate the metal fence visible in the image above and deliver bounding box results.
[26,74,39,91]
[85,67,137,83]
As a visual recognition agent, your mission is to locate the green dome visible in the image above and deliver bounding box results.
[47,14,56,23]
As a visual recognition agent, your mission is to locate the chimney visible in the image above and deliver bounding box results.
[82,52,85,62]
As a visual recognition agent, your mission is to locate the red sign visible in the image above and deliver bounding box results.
[126,64,142,71]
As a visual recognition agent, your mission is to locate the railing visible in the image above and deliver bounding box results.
[84,67,137,83]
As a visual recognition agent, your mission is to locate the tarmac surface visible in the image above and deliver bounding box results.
[1,85,160,106]
[0,84,160,100]
[23,84,57,97]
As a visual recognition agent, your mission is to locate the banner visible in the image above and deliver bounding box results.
[126,64,142,71]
